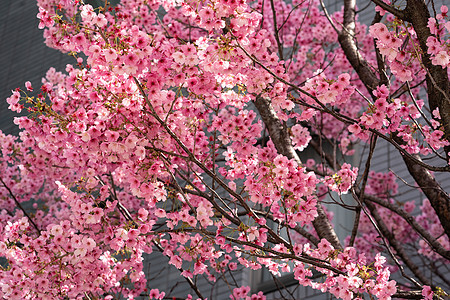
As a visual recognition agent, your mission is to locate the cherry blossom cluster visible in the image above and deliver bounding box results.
[230,287,265,300]
[242,152,319,227]
[416,199,450,261]
[348,171,449,273]
[1,0,448,299]
[323,163,358,194]
[349,84,449,155]
[294,241,397,300]
[303,73,355,107]
[426,5,450,68]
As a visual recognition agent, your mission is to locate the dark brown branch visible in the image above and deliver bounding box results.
[254,96,301,163]
[148,227,345,275]
[372,11,390,88]
[269,0,284,61]
[404,0,450,159]
[351,134,378,246]
[338,0,380,94]
[405,82,434,130]
[319,0,339,34]
[370,0,406,20]
[392,290,424,299]
[0,177,40,234]
[348,206,360,247]
[170,159,242,226]
[392,135,450,240]
[309,138,340,171]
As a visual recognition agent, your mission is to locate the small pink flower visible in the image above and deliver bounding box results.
[422,286,433,300]
[25,81,33,91]
[432,51,450,67]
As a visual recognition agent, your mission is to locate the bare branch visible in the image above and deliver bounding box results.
[338,0,380,93]
[269,0,284,61]
[370,0,406,20]
[252,210,321,246]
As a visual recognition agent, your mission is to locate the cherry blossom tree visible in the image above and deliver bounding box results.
[1,0,449,299]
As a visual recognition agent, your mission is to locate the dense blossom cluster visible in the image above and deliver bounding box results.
[1,0,449,299]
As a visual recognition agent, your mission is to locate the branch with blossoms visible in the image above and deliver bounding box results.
[0,177,41,234]
[236,40,449,173]
[236,0,450,296]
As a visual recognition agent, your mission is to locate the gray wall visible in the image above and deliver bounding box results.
[0,0,74,135]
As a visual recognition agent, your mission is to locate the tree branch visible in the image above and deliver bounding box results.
[404,0,450,158]
[0,177,40,234]
[338,0,380,94]
[254,96,342,250]
[269,0,284,61]
[363,193,450,260]
[364,200,432,287]
[370,0,407,20]
[153,241,206,300]
[252,210,320,246]
[392,134,450,240]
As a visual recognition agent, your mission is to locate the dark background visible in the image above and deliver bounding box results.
[0,0,74,135]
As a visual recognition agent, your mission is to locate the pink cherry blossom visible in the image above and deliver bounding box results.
[1,0,449,299]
